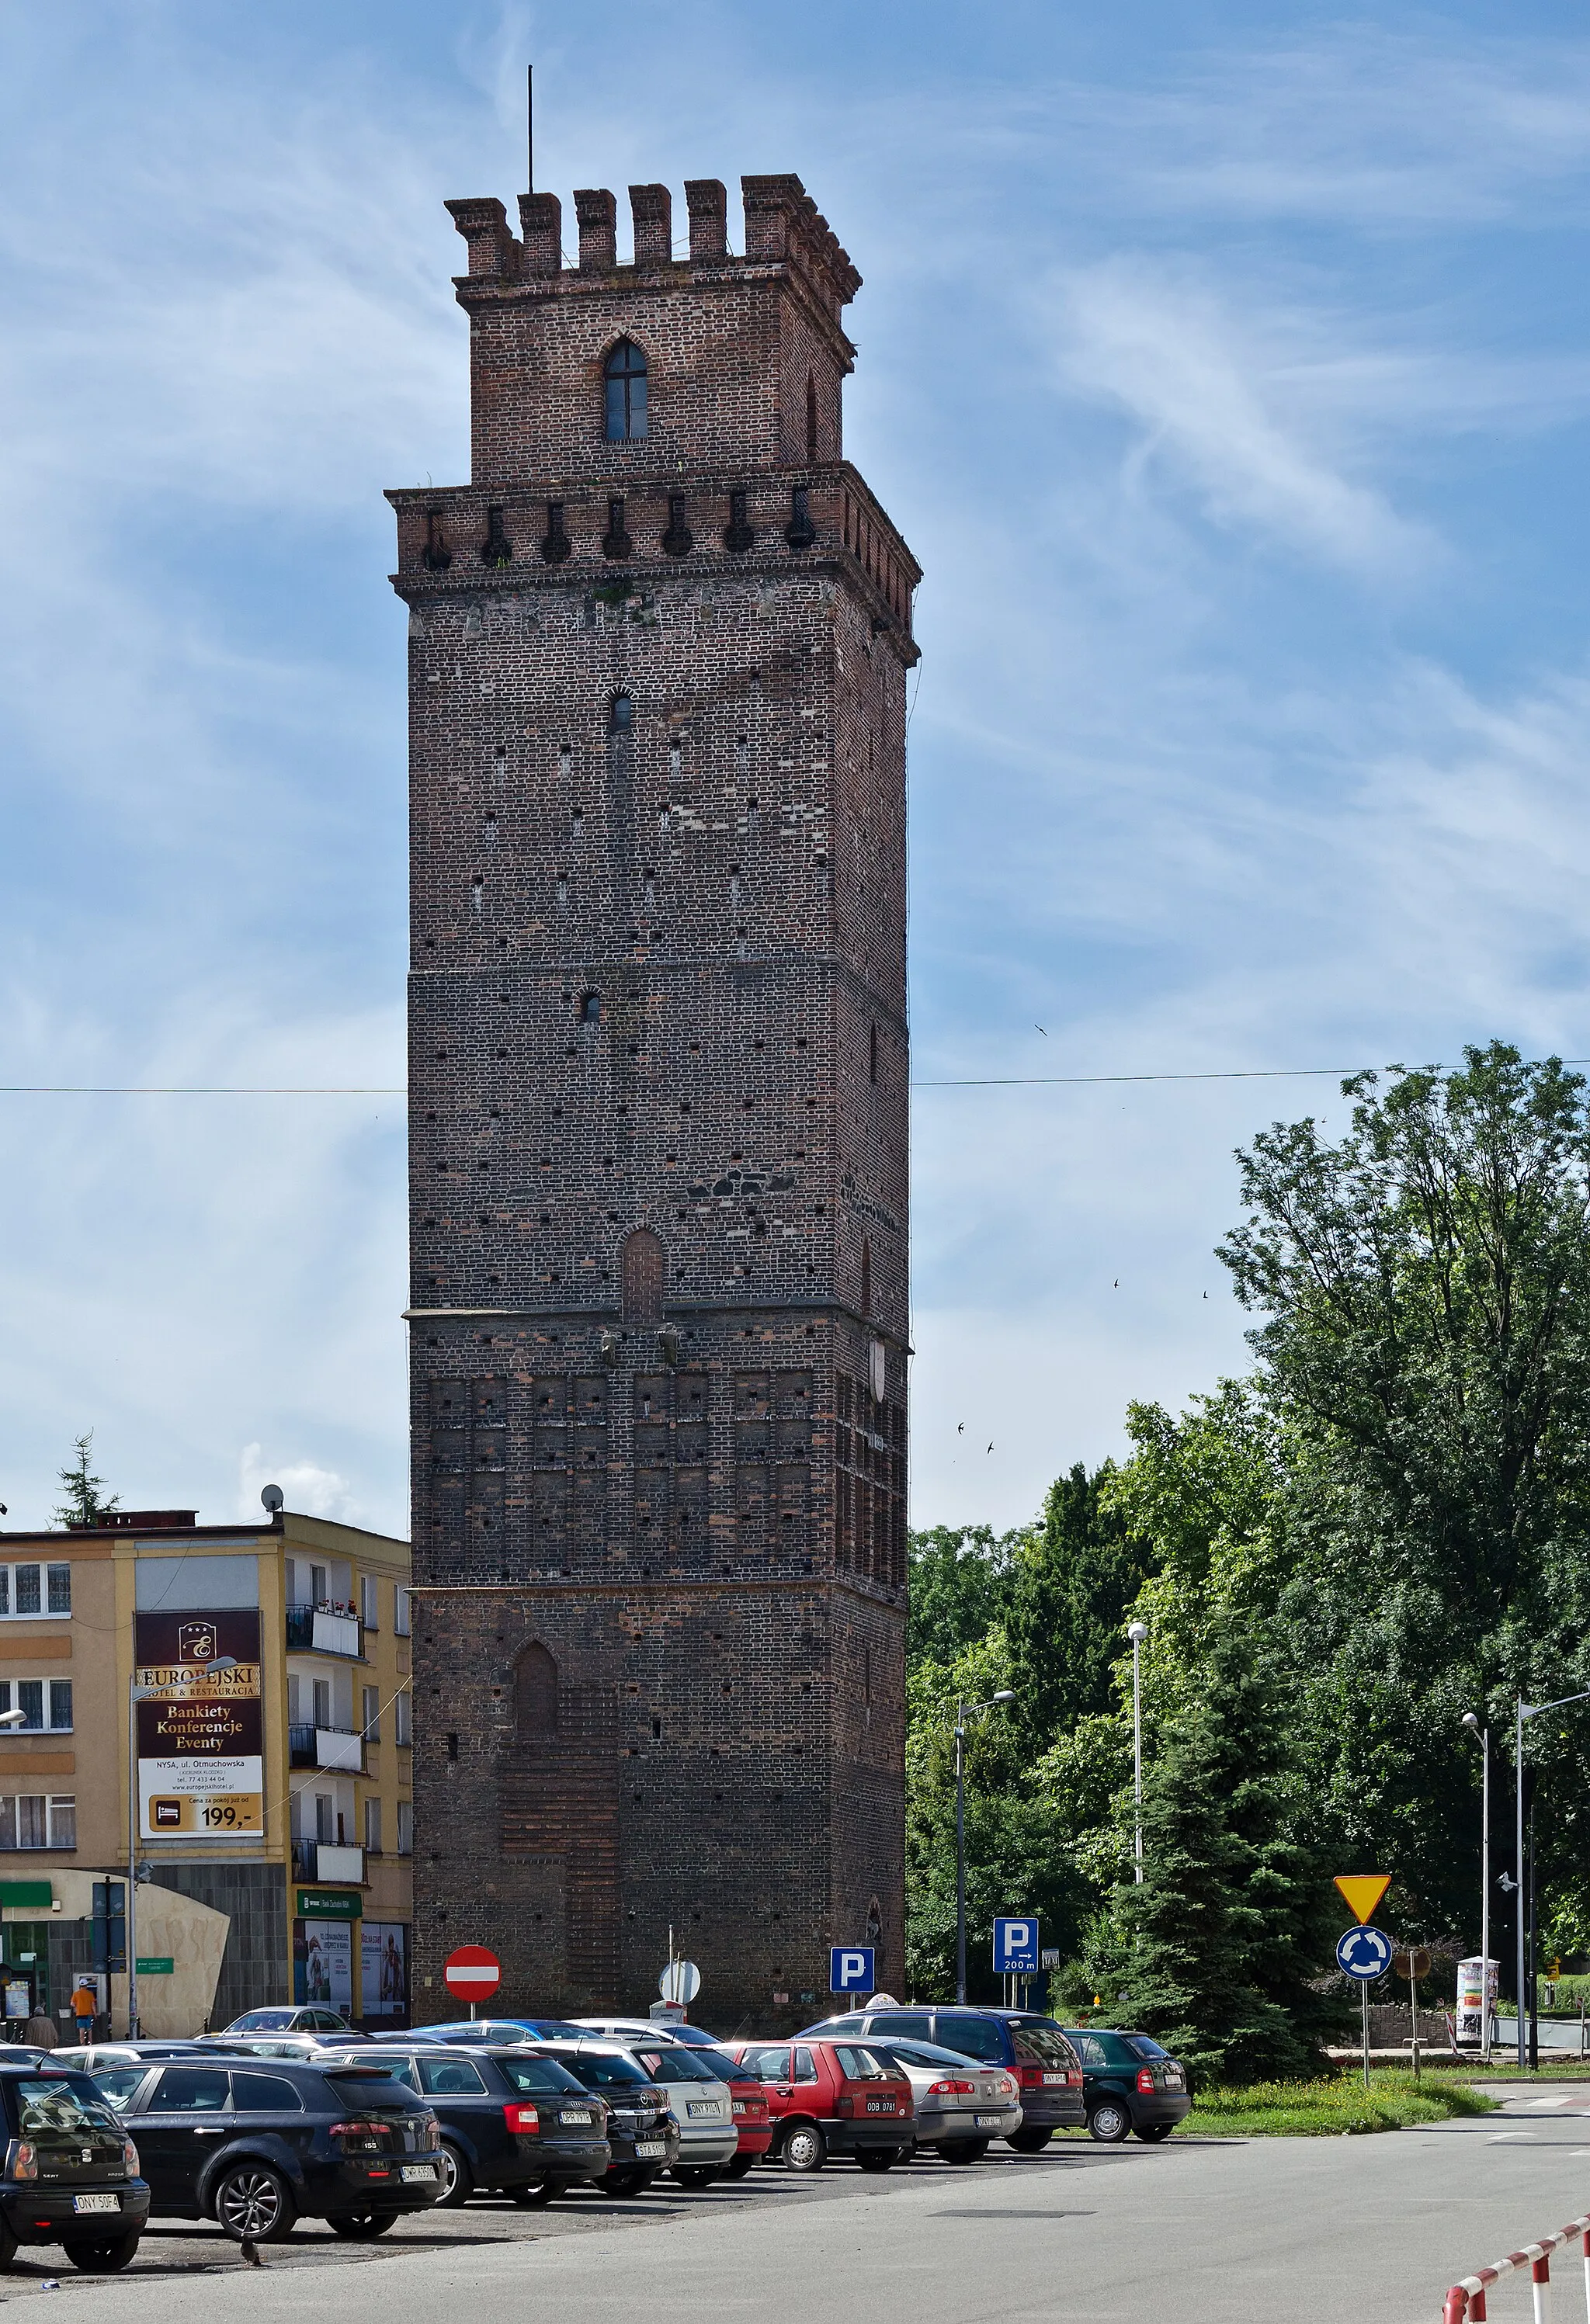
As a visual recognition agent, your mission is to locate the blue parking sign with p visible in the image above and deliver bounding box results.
[994,1917,1040,1973]
[830,1944,875,1993]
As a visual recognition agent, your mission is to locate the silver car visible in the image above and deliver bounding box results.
[868,2038,1021,2162]
[612,2038,738,2184]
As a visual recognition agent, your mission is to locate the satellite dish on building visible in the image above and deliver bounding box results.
[260,1484,285,1514]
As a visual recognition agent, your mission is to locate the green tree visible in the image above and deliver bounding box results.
[52,1432,120,1529]
[1095,1626,1343,2082]
[907,1524,1019,1670]
[1005,1463,1154,1745]
[1219,1042,1590,1950]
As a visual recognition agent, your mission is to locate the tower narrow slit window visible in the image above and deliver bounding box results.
[604,339,648,442]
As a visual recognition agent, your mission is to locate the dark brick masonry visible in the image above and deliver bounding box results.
[391,171,916,2027]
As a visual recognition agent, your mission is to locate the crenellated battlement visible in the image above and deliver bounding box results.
[439,171,871,492]
[444,173,860,325]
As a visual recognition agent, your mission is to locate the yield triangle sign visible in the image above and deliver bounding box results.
[1335,1874,1391,1925]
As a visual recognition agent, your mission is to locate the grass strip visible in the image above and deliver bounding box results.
[1175,2070,1498,2137]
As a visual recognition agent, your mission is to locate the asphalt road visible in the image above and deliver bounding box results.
[10,2089,1590,2324]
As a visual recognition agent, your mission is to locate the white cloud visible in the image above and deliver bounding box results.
[238,1442,365,1527]
[1050,259,1430,573]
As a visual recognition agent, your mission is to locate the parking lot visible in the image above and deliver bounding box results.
[15,2092,1590,2324]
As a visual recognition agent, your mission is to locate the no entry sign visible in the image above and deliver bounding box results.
[444,1944,501,2003]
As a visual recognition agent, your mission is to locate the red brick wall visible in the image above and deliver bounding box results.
[394,172,915,2027]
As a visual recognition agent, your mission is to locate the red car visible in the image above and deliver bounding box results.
[686,2047,774,2180]
[728,2038,913,2173]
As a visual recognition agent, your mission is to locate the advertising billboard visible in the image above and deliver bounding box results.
[361,1923,408,2018]
[134,1611,263,1841]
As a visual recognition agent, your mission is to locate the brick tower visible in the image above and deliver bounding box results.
[390,168,916,2027]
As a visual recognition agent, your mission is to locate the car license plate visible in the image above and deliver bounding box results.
[1164,2069,1183,2088]
[72,2195,119,2215]
[686,2100,720,2118]
[634,2140,665,2159]
[560,2111,593,2126]
[974,2114,1003,2128]
[400,2165,436,2184]
[1042,2071,1067,2084]
[865,2099,894,2114]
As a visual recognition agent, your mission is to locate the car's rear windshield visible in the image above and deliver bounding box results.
[1122,2034,1172,2061]
[495,2055,588,2096]
[689,2049,747,2083]
[1011,2023,1078,2068]
[833,2045,894,2079]
[234,2011,295,2031]
[14,2079,121,2136]
[550,2051,651,2089]
[321,2073,413,2111]
[875,2039,990,2069]
[932,2015,1007,2062]
[634,2048,717,2084]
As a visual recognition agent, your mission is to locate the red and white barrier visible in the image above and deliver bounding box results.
[1443,2215,1590,2320]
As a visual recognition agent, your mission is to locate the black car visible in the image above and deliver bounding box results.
[529,2042,682,2196]
[88,2057,444,2240]
[320,2045,609,2208]
[796,2008,1086,2147]
[0,2061,150,2273]
[1061,2028,1191,2143]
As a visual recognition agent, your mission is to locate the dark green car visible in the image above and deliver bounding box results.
[1061,2029,1190,2143]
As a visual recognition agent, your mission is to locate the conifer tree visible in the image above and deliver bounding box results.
[52,1433,120,1529]
[1099,1627,1341,2082]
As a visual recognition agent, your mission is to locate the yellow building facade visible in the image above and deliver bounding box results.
[0,1507,411,2036]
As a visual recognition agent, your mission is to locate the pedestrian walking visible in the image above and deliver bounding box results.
[23,2001,57,2049]
[70,1979,98,2045]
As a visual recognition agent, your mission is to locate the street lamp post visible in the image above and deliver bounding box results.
[1512,1688,1590,2069]
[1127,1622,1148,1883]
[953,1690,1016,2005]
[1461,1712,1491,2060]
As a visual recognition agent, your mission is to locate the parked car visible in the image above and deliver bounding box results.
[1061,2029,1191,2143]
[319,2045,609,2207]
[220,2008,359,2038]
[568,2027,772,2180]
[728,2038,913,2173]
[85,2055,444,2240]
[0,2062,149,2273]
[797,2008,1085,2149]
[573,2017,724,2052]
[615,2041,739,2185]
[526,2043,680,2196]
[862,2036,1021,2161]
[200,2034,364,2063]
[682,2047,774,2178]
[377,2018,585,2046]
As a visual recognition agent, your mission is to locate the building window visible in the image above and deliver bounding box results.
[620,1226,666,1327]
[609,692,633,734]
[359,1577,379,1629]
[0,1795,74,1850]
[397,1801,414,1855]
[394,1692,412,1747]
[362,1686,380,1742]
[0,1681,72,1733]
[364,1797,383,1854]
[394,1587,411,1637]
[514,1643,559,1743]
[0,1566,70,1621]
[604,338,647,442]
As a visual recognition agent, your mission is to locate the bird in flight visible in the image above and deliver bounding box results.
[987,1442,994,1455]
[957,1421,964,1434]
[1035,1025,1047,1036]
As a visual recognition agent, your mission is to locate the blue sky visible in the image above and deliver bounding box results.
[5,2,1590,1535]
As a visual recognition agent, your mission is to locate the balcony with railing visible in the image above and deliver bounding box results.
[290,1837,366,1886]
[287,1724,365,1774]
[286,1604,363,1659]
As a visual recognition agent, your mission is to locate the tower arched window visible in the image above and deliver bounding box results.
[609,692,633,734]
[514,1642,559,1743]
[605,339,648,442]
